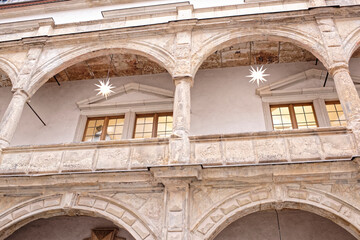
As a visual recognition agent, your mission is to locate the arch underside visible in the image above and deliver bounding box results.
[191,27,329,77]
[27,41,176,96]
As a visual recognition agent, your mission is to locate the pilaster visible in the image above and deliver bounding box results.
[151,166,201,240]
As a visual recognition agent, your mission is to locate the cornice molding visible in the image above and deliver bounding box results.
[0,5,360,46]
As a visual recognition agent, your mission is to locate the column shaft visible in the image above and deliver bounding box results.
[173,77,192,137]
[170,77,193,164]
[331,66,360,130]
[0,90,29,148]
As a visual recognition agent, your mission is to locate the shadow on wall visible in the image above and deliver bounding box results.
[214,209,356,240]
[6,216,135,240]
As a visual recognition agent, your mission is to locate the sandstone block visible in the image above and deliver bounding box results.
[168,211,183,230]
[320,134,354,159]
[28,151,62,173]
[287,136,321,161]
[44,197,61,207]
[0,153,31,174]
[106,204,125,218]
[0,214,12,228]
[194,142,222,164]
[132,221,150,239]
[77,197,95,207]
[97,147,129,170]
[62,150,94,171]
[220,200,239,215]
[121,212,136,226]
[224,140,255,164]
[254,138,287,162]
[30,201,44,211]
[130,145,167,168]
[93,199,108,210]
[197,218,215,235]
[12,205,30,219]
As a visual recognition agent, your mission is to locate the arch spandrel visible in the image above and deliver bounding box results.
[26,39,176,97]
[191,26,330,77]
[0,193,159,240]
[191,185,360,240]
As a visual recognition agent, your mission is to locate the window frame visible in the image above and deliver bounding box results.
[133,112,173,138]
[82,115,125,142]
[270,103,319,130]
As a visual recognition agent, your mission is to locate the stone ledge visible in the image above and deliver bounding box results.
[0,128,356,175]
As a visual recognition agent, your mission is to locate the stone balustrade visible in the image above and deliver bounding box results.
[0,127,357,175]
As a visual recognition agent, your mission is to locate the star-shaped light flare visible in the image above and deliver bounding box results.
[246,65,269,86]
[95,79,115,99]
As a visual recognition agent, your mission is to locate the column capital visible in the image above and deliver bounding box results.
[328,62,349,76]
[173,76,194,87]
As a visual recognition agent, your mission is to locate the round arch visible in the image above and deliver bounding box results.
[0,57,19,87]
[0,193,158,240]
[191,27,330,77]
[26,40,176,96]
[343,27,360,63]
[191,186,360,240]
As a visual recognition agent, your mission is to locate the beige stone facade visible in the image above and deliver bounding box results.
[0,0,360,239]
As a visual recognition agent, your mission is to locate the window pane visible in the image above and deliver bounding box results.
[88,120,96,127]
[294,105,316,129]
[271,107,280,115]
[108,119,116,126]
[271,106,292,130]
[83,118,105,142]
[326,102,347,127]
[326,104,336,111]
[282,115,291,124]
[135,116,154,139]
[294,106,304,114]
[279,107,289,114]
[305,113,315,122]
[157,114,173,137]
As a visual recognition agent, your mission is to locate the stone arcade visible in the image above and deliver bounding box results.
[0,0,360,239]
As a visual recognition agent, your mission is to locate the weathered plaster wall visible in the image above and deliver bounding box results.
[0,59,359,146]
[214,209,356,240]
[7,216,135,240]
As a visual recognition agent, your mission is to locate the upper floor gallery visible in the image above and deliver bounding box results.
[0,0,360,173]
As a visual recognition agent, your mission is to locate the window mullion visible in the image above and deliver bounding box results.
[289,104,298,129]
[153,113,158,137]
[101,117,109,140]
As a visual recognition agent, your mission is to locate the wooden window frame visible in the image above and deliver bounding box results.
[82,115,125,141]
[133,112,173,138]
[270,103,318,130]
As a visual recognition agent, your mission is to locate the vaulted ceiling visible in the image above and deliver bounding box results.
[1,41,360,88]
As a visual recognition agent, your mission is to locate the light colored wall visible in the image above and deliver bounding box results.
[214,209,356,240]
[7,216,135,240]
[0,0,245,25]
[191,61,327,135]
[1,59,360,146]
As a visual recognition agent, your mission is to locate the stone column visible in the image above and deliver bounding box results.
[0,89,29,148]
[170,76,193,164]
[330,64,360,136]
